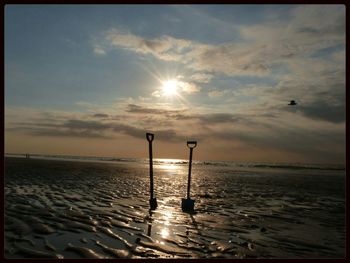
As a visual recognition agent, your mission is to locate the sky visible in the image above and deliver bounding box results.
[4,4,346,164]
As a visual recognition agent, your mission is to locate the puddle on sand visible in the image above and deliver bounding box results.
[4,158,345,258]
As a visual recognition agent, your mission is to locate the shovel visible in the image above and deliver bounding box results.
[146,133,157,210]
[182,141,197,212]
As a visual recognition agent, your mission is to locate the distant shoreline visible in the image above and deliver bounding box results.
[4,154,345,172]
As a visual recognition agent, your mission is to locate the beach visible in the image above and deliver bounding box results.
[4,156,346,259]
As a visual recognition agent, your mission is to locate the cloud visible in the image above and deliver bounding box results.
[294,101,345,124]
[97,5,344,81]
[208,89,230,98]
[7,118,112,139]
[105,28,191,61]
[211,123,345,160]
[177,80,201,94]
[290,5,345,37]
[93,113,109,118]
[223,55,345,124]
[124,104,245,125]
[151,90,161,98]
[101,29,272,76]
[29,128,111,139]
[191,43,270,76]
[125,104,185,116]
[5,103,345,163]
[119,101,341,136]
[196,113,242,124]
[93,46,106,55]
[64,119,111,131]
[5,109,187,142]
[104,29,272,76]
[189,73,213,83]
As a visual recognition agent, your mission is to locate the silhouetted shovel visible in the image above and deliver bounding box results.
[146,133,157,210]
[182,141,197,212]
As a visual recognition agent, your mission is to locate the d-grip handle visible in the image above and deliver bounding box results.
[146,133,154,142]
[187,141,197,149]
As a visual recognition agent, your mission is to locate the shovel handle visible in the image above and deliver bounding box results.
[146,133,154,142]
[187,141,197,149]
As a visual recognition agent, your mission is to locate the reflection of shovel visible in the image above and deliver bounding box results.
[182,141,197,212]
[147,210,153,237]
[146,133,157,210]
[147,223,152,237]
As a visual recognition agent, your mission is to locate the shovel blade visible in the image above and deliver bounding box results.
[149,198,158,210]
[181,198,195,212]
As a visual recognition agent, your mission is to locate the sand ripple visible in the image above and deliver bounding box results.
[5,157,345,258]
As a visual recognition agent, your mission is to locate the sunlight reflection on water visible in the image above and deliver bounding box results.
[160,228,169,238]
[159,164,178,170]
[5,158,346,259]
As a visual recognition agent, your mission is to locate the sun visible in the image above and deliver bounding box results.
[161,79,178,97]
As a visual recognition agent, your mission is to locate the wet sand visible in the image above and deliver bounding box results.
[4,157,345,258]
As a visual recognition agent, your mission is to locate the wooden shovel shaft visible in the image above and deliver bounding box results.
[148,140,154,200]
[146,133,155,200]
[187,147,193,199]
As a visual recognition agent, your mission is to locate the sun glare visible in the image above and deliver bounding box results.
[161,80,178,97]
